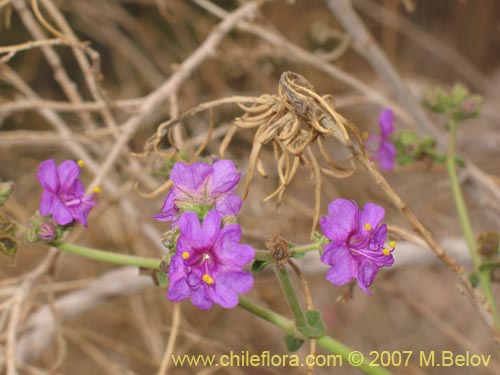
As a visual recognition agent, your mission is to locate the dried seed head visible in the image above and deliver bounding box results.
[265,233,290,266]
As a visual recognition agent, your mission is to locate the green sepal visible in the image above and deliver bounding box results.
[251,259,271,274]
[284,333,304,352]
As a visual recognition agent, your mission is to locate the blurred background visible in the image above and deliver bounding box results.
[1,0,500,374]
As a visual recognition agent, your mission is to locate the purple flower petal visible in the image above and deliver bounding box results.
[215,194,242,216]
[168,278,191,302]
[199,210,221,248]
[321,243,356,286]
[170,162,212,190]
[191,286,213,310]
[213,224,254,266]
[37,159,59,192]
[70,199,97,227]
[51,197,74,225]
[39,190,57,216]
[378,141,397,171]
[378,108,394,138]
[356,258,379,295]
[208,160,241,195]
[177,212,202,245]
[218,271,254,294]
[57,160,80,192]
[320,199,358,241]
[208,282,239,309]
[360,203,385,233]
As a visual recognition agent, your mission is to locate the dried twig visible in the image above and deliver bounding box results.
[89,0,262,191]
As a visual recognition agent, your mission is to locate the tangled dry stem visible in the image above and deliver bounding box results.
[147,71,359,235]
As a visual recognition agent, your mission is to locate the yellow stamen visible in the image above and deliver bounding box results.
[181,251,190,260]
[382,248,390,256]
[364,223,371,231]
[202,274,214,285]
[362,132,369,140]
[389,241,397,248]
[92,186,101,194]
[77,160,85,167]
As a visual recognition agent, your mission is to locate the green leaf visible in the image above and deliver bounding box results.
[454,156,466,167]
[298,309,326,338]
[0,235,17,261]
[284,333,304,352]
[0,181,14,207]
[469,272,480,288]
[157,270,169,287]
[396,153,414,166]
[251,260,271,274]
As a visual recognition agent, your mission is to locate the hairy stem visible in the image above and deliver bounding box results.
[445,120,500,326]
[51,242,161,270]
[273,264,307,329]
[238,297,392,375]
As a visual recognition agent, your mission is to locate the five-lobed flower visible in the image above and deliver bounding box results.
[37,159,98,227]
[319,199,395,294]
[168,210,254,309]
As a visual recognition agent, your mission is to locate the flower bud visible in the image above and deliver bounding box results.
[38,222,57,241]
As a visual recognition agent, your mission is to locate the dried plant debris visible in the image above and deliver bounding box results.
[147,72,365,234]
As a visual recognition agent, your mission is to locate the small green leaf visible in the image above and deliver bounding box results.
[454,156,466,167]
[298,309,326,338]
[469,272,480,288]
[251,260,271,274]
[0,235,17,261]
[0,181,14,207]
[157,270,169,287]
[284,333,304,352]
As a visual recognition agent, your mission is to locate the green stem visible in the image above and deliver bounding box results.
[290,241,322,256]
[48,242,390,374]
[51,242,161,270]
[238,297,392,375]
[446,120,500,325]
[274,264,307,328]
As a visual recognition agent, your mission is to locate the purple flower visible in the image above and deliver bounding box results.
[154,160,242,223]
[365,108,397,171]
[319,199,395,295]
[168,210,254,309]
[37,159,97,227]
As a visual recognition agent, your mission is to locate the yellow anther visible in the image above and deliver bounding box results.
[389,241,397,248]
[382,248,390,256]
[362,132,369,140]
[202,274,214,285]
[364,223,371,231]
[77,160,85,167]
[92,186,101,194]
[181,251,190,260]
